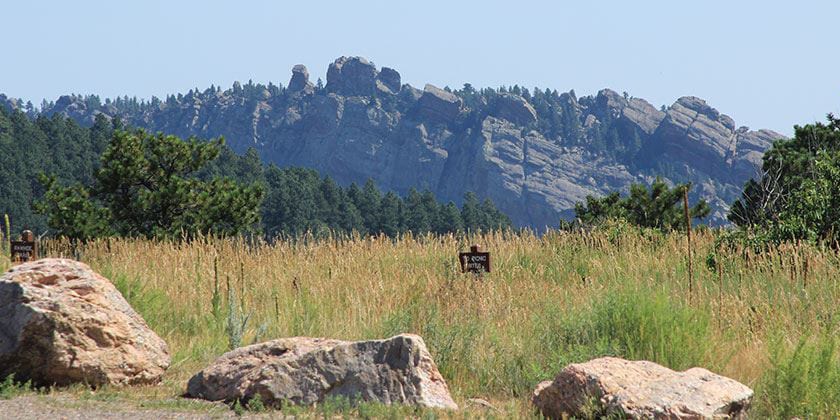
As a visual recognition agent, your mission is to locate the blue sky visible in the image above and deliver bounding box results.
[3,0,838,135]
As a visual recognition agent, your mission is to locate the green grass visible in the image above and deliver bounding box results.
[3,230,837,418]
[0,374,34,400]
[756,332,840,418]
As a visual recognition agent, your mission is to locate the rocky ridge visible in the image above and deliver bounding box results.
[3,57,785,227]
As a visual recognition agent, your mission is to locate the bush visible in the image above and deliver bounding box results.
[481,287,715,398]
[756,333,840,418]
[0,374,33,400]
[569,288,713,370]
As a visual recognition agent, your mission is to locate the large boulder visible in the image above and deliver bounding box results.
[491,93,537,125]
[0,259,170,386]
[414,84,462,124]
[187,334,457,410]
[532,357,753,419]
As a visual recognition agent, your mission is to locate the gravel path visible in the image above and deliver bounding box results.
[0,395,245,419]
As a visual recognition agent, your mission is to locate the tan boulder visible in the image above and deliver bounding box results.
[532,357,752,419]
[0,258,170,386]
[187,334,458,410]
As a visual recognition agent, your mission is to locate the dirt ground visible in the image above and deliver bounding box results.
[0,395,246,420]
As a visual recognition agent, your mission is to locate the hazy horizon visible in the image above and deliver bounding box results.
[4,1,839,135]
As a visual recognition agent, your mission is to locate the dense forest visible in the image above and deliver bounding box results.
[0,106,510,238]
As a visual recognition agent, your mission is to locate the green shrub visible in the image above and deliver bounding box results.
[0,374,33,399]
[756,333,840,418]
[245,394,266,412]
[570,288,713,370]
[477,287,715,399]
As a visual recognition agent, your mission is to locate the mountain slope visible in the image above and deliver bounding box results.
[2,56,784,228]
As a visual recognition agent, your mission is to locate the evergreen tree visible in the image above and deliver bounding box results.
[728,114,840,245]
[437,202,463,233]
[36,129,264,239]
[404,188,431,233]
[379,191,403,237]
[461,192,484,231]
[350,180,382,234]
[573,178,710,230]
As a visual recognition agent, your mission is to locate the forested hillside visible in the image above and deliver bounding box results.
[0,106,509,236]
[0,109,111,231]
[1,56,785,228]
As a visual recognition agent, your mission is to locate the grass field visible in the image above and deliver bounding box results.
[2,228,840,418]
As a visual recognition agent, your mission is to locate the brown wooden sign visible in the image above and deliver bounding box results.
[10,229,37,263]
[459,245,490,274]
[11,240,36,262]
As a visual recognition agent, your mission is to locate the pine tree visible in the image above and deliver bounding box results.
[437,202,463,233]
[404,188,430,233]
[461,192,483,232]
[379,192,403,237]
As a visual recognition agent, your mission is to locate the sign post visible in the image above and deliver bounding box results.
[10,230,36,263]
[459,244,490,274]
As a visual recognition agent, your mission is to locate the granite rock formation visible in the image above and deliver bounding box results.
[17,57,785,228]
[187,334,457,410]
[0,259,170,386]
[532,357,753,419]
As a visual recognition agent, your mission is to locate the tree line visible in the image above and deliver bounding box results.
[5,102,836,247]
[570,113,840,251]
[0,106,510,240]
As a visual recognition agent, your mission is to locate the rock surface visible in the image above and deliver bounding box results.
[326,56,378,97]
[0,259,170,386]
[491,93,537,125]
[532,357,753,419]
[287,64,314,95]
[19,57,786,228]
[186,334,457,410]
[377,67,402,94]
[415,84,463,124]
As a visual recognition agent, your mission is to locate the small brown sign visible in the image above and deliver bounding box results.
[11,230,36,263]
[459,245,490,274]
[11,241,36,263]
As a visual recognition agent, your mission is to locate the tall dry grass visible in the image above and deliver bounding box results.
[4,228,839,417]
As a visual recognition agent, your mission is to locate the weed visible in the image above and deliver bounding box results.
[756,332,840,418]
[0,374,33,399]
[232,398,244,416]
[245,394,266,412]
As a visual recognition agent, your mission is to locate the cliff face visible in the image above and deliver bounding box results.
[18,57,784,228]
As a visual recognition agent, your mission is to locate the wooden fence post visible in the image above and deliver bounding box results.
[683,187,693,302]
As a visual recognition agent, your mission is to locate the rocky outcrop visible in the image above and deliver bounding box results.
[377,67,401,94]
[415,84,462,124]
[288,64,314,95]
[532,357,753,419]
[0,259,170,386]
[595,89,665,135]
[20,57,785,228]
[650,96,785,185]
[186,334,457,410]
[326,56,378,97]
[491,94,537,125]
[437,116,637,227]
[654,97,733,172]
